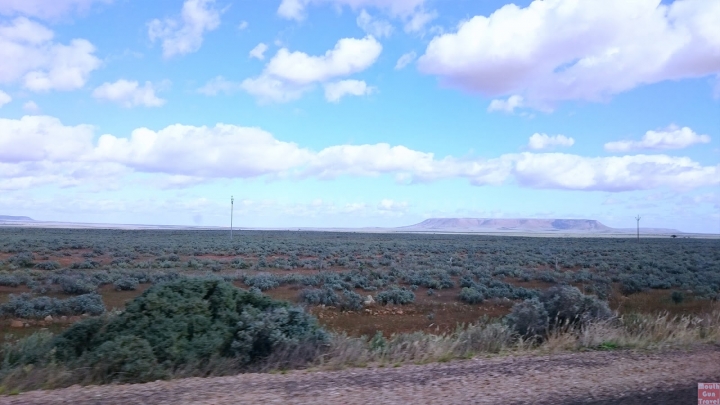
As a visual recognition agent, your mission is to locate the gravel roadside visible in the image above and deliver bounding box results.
[2,346,718,405]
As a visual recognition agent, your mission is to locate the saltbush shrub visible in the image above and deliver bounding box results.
[504,298,548,338]
[45,279,327,383]
[300,287,339,306]
[0,293,105,319]
[57,276,98,295]
[34,261,60,270]
[113,277,139,291]
[458,287,484,304]
[375,287,415,305]
[540,285,612,327]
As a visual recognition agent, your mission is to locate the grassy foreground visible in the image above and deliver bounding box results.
[0,280,720,394]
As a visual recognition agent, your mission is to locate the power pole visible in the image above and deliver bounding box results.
[635,215,641,242]
[230,196,234,240]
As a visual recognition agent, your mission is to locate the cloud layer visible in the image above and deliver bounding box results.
[1,115,717,193]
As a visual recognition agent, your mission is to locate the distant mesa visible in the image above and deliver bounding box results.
[398,218,679,234]
[0,215,34,221]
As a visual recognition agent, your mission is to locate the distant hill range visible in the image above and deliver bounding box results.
[398,218,682,234]
[0,215,34,221]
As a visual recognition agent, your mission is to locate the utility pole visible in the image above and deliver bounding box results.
[635,215,641,242]
[230,196,234,240]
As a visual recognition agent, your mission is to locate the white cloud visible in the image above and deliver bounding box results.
[242,35,381,103]
[527,133,575,150]
[92,80,166,107]
[148,0,221,58]
[22,101,39,112]
[0,115,95,163]
[249,43,268,60]
[604,125,711,152]
[197,76,243,96]
[324,79,374,102]
[0,90,11,107]
[278,0,426,21]
[1,116,718,193]
[510,153,719,192]
[0,17,100,91]
[395,51,416,70]
[418,0,720,107]
[92,123,314,178]
[0,0,112,20]
[403,8,436,33]
[240,75,311,103]
[356,9,393,38]
[487,95,524,113]
[265,35,381,84]
[238,20,248,30]
[377,199,408,213]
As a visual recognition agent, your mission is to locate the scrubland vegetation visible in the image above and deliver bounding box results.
[0,228,718,392]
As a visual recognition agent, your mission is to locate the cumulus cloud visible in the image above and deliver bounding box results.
[1,115,718,193]
[92,123,314,178]
[0,90,11,107]
[604,125,711,152]
[197,76,243,96]
[148,0,220,58]
[0,115,95,163]
[249,43,268,60]
[395,51,416,70]
[418,0,720,108]
[487,95,524,113]
[242,35,381,103]
[0,0,112,20]
[356,9,393,38]
[527,133,575,150]
[92,79,166,107]
[324,79,374,102]
[0,17,100,91]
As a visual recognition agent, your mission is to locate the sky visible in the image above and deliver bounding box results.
[0,0,718,233]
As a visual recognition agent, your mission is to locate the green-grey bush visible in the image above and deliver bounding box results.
[458,287,484,304]
[505,298,548,337]
[42,279,327,383]
[113,277,139,291]
[0,293,105,319]
[540,285,612,327]
[375,287,415,305]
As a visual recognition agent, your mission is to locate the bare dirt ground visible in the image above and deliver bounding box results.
[3,346,718,405]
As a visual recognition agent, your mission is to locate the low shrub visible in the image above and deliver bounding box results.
[458,287,484,304]
[505,298,548,338]
[113,277,139,291]
[12,279,329,384]
[57,276,98,295]
[0,293,105,319]
[300,287,339,306]
[375,287,415,305]
[34,261,60,270]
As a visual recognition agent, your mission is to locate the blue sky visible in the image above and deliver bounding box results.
[0,0,718,232]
